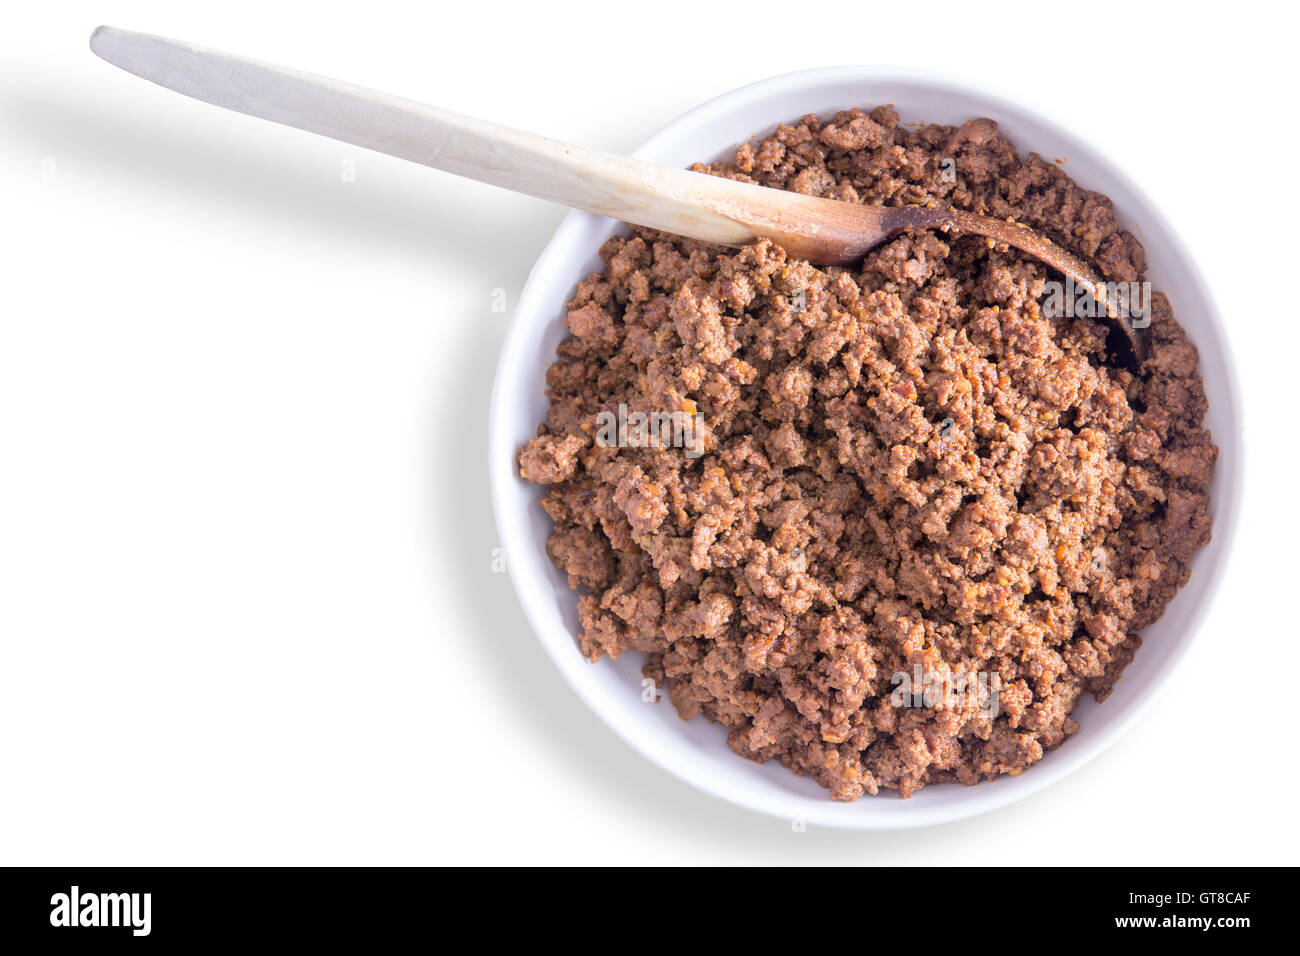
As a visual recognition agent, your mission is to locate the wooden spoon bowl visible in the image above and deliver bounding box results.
[89,26,1145,366]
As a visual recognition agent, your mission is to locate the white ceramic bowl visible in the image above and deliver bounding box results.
[489,67,1242,828]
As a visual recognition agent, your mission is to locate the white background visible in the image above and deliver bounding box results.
[1,2,1295,865]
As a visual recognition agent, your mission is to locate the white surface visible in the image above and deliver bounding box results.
[0,1,1294,862]
[492,67,1243,829]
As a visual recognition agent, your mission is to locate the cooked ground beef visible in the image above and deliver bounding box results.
[517,107,1216,800]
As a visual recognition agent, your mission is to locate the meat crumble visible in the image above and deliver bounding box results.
[517,107,1216,800]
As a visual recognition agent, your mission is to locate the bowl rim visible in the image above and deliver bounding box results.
[489,65,1243,829]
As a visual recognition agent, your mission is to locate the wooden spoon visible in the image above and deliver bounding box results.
[89,26,1144,366]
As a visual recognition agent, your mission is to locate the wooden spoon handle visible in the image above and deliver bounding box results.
[89,26,852,254]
